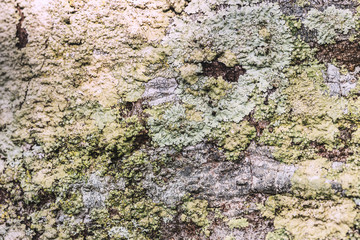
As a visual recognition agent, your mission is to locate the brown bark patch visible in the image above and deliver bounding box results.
[15,5,28,49]
[316,41,360,71]
[245,112,269,138]
[312,126,356,162]
[316,145,353,162]
[202,61,246,82]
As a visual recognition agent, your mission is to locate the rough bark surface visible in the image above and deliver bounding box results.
[1,0,360,239]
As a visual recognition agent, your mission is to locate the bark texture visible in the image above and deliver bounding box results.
[0,0,360,239]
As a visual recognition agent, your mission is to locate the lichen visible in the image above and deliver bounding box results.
[2,0,360,239]
[303,6,356,44]
[59,191,84,215]
[266,228,293,240]
[147,2,294,150]
[291,158,334,199]
[259,64,348,163]
[180,198,210,236]
[148,103,210,148]
[164,3,293,71]
[262,195,357,240]
[227,218,249,229]
[214,121,256,160]
[261,155,360,240]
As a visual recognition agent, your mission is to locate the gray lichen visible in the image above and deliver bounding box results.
[164,3,293,71]
[1,0,360,239]
[148,2,294,149]
[323,63,360,97]
[142,77,178,106]
[303,6,356,44]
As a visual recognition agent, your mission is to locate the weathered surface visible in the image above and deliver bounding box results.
[1,0,360,239]
[144,144,297,207]
[323,64,360,97]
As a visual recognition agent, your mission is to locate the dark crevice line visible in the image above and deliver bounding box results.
[19,38,49,110]
[19,81,30,110]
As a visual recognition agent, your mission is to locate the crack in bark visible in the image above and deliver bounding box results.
[19,38,49,110]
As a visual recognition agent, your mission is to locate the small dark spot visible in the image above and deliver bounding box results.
[63,17,71,24]
[133,129,150,149]
[339,127,353,142]
[202,61,246,82]
[120,100,144,119]
[181,166,193,177]
[15,5,28,49]
[330,181,343,194]
[245,112,269,137]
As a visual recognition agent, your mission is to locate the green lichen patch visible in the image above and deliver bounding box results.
[261,155,360,240]
[259,64,353,163]
[106,190,173,239]
[147,2,294,150]
[266,228,293,240]
[291,158,334,199]
[164,3,293,71]
[180,198,211,236]
[148,103,211,148]
[329,163,360,198]
[227,217,249,229]
[303,6,356,44]
[261,195,357,240]
[59,191,84,216]
[214,121,256,160]
[148,68,289,150]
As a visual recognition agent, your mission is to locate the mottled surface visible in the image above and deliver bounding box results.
[1,0,360,239]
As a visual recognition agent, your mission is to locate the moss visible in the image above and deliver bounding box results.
[303,6,356,44]
[227,218,249,229]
